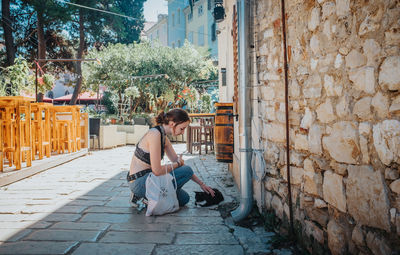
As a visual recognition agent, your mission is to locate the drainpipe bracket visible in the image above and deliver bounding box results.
[239,148,263,152]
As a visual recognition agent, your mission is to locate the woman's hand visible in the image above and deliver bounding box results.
[200,183,215,197]
[177,154,184,167]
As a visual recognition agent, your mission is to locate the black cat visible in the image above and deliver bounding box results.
[195,188,224,207]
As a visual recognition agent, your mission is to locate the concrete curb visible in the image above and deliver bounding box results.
[0,149,88,187]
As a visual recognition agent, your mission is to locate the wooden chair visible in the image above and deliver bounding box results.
[0,97,33,170]
[189,125,203,154]
[0,119,3,172]
[80,113,89,149]
[50,106,77,154]
[89,118,101,150]
[201,117,215,154]
[31,103,51,160]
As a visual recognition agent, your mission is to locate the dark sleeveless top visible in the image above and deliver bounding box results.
[134,126,165,165]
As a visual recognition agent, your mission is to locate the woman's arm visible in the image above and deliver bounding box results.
[191,174,215,197]
[148,131,181,176]
[165,138,179,162]
[165,138,184,166]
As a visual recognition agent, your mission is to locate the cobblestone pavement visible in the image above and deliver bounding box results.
[0,144,294,255]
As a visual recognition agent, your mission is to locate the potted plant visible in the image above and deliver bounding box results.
[37,74,55,102]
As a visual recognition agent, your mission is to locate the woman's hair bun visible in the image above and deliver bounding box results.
[154,108,189,126]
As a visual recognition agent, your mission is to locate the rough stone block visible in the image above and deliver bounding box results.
[310,35,320,55]
[323,171,347,212]
[322,121,360,164]
[373,120,400,165]
[271,195,283,219]
[316,99,335,123]
[371,92,389,118]
[363,39,381,65]
[336,0,350,16]
[346,50,367,69]
[294,133,309,151]
[306,207,329,227]
[308,7,320,31]
[308,124,323,155]
[304,172,323,197]
[328,220,349,255]
[389,95,400,114]
[300,108,314,130]
[347,165,391,231]
[359,136,370,164]
[304,220,324,244]
[390,180,400,195]
[266,123,286,143]
[379,56,400,91]
[353,97,372,121]
[322,2,336,20]
[385,168,399,180]
[366,231,392,255]
[352,225,365,247]
[349,67,376,94]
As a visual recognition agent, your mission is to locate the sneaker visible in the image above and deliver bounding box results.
[130,193,139,208]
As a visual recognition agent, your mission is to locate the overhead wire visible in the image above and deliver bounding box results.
[54,0,141,21]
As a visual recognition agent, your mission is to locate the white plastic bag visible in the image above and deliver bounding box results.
[145,164,179,216]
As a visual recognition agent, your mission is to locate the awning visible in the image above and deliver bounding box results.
[53,91,103,102]
[20,92,53,103]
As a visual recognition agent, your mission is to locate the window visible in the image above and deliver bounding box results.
[177,9,180,24]
[211,23,216,41]
[172,13,175,26]
[221,68,226,86]
[198,26,204,46]
[47,91,54,99]
[188,31,194,43]
[198,4,203,16]
[188,12,193,21]
[172,42,175,48]
[65,90,70,96]
[178,40,181,47]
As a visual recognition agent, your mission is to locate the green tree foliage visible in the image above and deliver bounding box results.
[0,57,33,96]
[82,41,216,116]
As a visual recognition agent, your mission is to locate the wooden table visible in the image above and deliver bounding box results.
[0,96,34,170]
[31,102,52,160]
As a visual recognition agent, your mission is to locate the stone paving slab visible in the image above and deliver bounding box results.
[25,229,102,242]
[0,145,292,254]
[0,241,78,254]
[51,222,110,231]
[71,243,155,255]
[100,231,175,244]
[175,233,238,245]
[0,229,32,242]
[154,215,224,225]
[154,244,244,255]
[110,223,170,232]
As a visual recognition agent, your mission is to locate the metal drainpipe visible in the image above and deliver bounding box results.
[231,0,253,222]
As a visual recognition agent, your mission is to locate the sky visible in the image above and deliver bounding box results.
[143,0,168,22]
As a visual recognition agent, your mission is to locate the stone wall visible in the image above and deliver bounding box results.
[253,0,400,254]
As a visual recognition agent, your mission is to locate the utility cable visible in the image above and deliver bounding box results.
[55,0,141,21]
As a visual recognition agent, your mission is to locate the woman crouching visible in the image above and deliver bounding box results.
[127,108,215,208]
